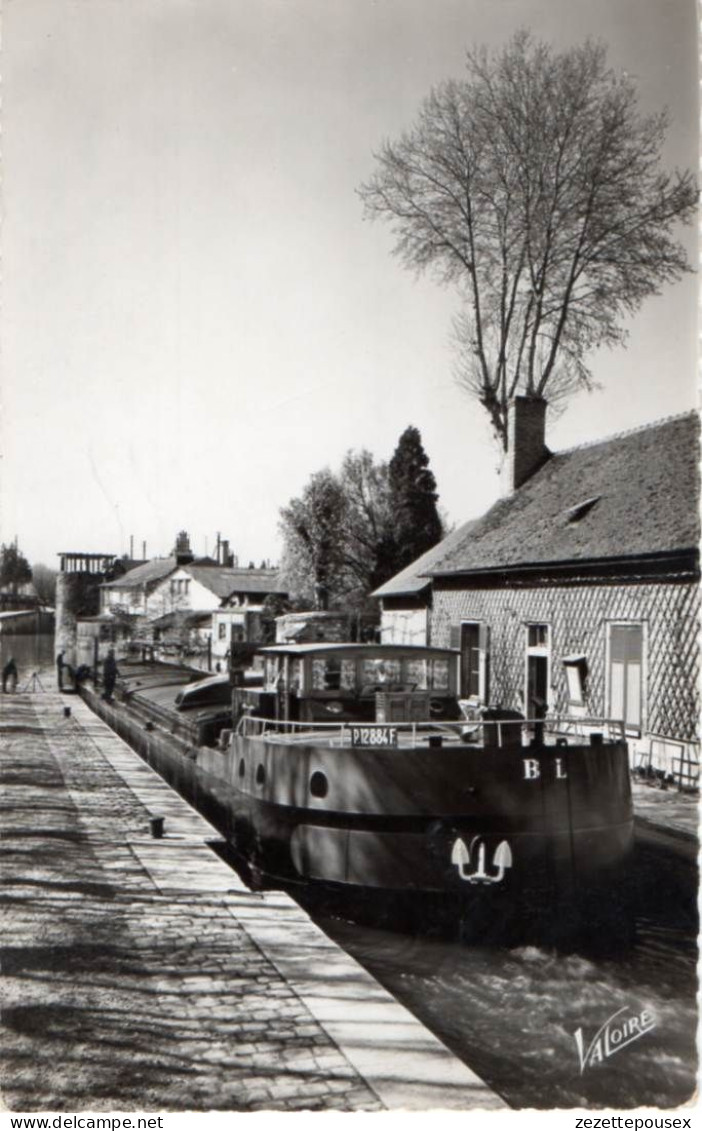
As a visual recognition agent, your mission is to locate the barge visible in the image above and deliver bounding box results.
[98,643,635,945]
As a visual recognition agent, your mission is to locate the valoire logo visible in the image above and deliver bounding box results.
[574,1006,656,1073]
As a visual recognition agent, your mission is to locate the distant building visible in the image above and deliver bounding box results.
[375,400,700,785]
[98,533,288,667]
[274,611,378,645]
[56,551,121,661]
[211,570,289,663]
[100,557,179,617]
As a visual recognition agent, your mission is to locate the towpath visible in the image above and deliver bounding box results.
[0,684,504,1113]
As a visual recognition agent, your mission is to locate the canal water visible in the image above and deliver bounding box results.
[0,631,55,689]
[6,633,698,1110]
[314,867,697,1109]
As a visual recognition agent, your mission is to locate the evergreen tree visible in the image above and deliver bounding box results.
[0,543,33,594]
[278,432,444,610]
[387,427,443,571]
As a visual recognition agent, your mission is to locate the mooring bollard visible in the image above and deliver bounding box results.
[63,706,71,718]
[150,816,165,839]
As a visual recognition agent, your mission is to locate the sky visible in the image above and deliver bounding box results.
[2,0,698,569]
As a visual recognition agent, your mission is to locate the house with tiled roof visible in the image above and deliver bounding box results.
[208,569,289,663]
[100,557,178,616]
[97,535,287,666]
[375,398,700,784]
[373,522,477,645]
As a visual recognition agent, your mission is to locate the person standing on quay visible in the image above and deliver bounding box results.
[102,648,118,702]
[56,650,66,692]
[2,657,19,693]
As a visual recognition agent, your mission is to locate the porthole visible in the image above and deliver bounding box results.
[238,758,245,778]
[256,763,266,786]
[310,771,328,799]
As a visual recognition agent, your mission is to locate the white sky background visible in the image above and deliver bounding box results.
[2,0,698,569]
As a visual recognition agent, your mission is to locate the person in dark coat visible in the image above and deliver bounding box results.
[102,649,118,701]
[56,650,66,692]
[2,657,18,693]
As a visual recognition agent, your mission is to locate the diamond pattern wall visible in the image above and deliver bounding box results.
[432,576,699,746]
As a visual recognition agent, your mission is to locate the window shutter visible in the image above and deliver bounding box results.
[479,623,490,703]
[449,624,461,650]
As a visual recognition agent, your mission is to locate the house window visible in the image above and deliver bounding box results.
[527,624,549,648]
[218,623,227,640]
[608,624,644,734]
[564,496,600,524]
[563,656,587,707]
[525,623,550,715]
[459,622,489,702]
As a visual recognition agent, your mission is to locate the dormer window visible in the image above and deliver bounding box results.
[565,496,600,524]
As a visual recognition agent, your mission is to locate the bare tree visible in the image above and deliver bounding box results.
[359,33,697,447]
[279,470,350,610]
[338,449,396,596]
[31,563,58,606]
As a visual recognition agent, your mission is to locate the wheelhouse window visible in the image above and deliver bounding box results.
[608,624,644,734]
[360,657,402,688]
[431,658,450,692]
[340,659,356,690]
[404,657,428,690]
[290,658,303,693]
[310,657,355,692]
[315,657,342,690]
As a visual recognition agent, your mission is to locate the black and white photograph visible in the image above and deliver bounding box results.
[1,0,698,1120]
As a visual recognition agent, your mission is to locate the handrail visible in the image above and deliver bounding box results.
[234,713,627,744]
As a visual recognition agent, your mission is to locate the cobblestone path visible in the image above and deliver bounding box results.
[1,692,383,1112]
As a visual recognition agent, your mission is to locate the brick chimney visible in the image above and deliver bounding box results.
[507,396,549,491]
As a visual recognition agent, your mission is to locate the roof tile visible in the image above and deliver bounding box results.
[429,413,699,576]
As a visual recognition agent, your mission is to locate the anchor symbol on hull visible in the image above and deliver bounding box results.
[451,836,513,884]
